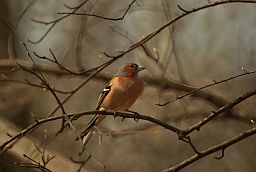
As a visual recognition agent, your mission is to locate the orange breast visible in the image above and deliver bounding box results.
[101,77,144,111]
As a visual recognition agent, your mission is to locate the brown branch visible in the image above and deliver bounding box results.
[0,59,73,76]
[58,0,136,21]
[89,1,256,96]
[0,78,71,94]
[70,156,92,172]
[19,43,67,114]
[184,88,256,136]
[109,25,158,62]
[48,58,116,116]
[9,161,52,172]
[2,112,254,171]
[1,58,255,123]
[29,0,90,43]
[0,110,182,151]
[101,0,256,59]
[33,48,79,75]
[180,136,201,155]
[75,10,89,72]
[162,127,256,172]
[1,59,255,122]
[9,152,54,172]
[8,0,37,59]
[156,69,256,106]
[1,89,254,153]
[214,149,225,160]
[19,42,78,133]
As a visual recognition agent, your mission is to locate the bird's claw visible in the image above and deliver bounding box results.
[113,111,118,118]
[132,111,140,123]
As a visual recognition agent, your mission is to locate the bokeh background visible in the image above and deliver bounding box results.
[0,0,255,172]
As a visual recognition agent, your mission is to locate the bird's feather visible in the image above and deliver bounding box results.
[96,83,112,110]
[78,83,112,141]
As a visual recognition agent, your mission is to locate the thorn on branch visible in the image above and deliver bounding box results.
[181,136,202,155]
[196,126,201,131]
[177,130,186,140]
[241,65,249,74]
[64,3,77,10]
[155,102,169,106]
[28,23,56,44]
[6,133,13,137]
[128,110,140,122]
[58,0,136,21]
[102,51,115,58]
[214,149,225,160]
[70,156,91,172]
[29,0,89,43]
[113,111,118,118]
[48,48,57,62]
[177,5,190,13]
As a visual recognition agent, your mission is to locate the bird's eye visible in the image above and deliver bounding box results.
[130,64,138,68]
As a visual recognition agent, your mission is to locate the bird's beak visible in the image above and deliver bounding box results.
[136,66,146,72]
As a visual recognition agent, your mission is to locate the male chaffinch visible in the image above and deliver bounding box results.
[79,63,145,145]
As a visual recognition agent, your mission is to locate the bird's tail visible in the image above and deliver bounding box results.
[77,115,98,145]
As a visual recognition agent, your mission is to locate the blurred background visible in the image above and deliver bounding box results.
[0,0,255,171]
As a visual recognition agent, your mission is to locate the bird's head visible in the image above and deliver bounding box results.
[115,63,145,77]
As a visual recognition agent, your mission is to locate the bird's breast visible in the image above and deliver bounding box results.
[101,77,144,111]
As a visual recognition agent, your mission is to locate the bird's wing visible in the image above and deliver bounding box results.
[78,82,112,140]
[95,83,112,110]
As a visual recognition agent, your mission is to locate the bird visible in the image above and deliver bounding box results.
[78,63,145,145]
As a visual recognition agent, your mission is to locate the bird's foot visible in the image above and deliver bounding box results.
[113,110,118,118]
[127,110,140,123]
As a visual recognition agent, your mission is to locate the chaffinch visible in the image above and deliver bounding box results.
[79,63,145,145]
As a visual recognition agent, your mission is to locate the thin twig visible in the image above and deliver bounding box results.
[184,88,256,136]
[48,58,116,116]
[180,136,201,155]
[157,69,256,106]
[214,149,225,160]
[0,78,71,94]
[162,127,256,172]
[58,0,136,21]
[29,0,90,43]
[0,110,183,151]
[19,42,76,133]
[100,0,256,59]
[1,59,255,122]
[33,48,78,75]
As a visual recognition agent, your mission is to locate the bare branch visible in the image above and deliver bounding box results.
[184,88,256,136]
[58,0,136,21]
[180,136,201,155]
[157,69,256,106]
[8,153,54,172]
[70,156,91,172]
[162,127,256,172]
[1,59,255,122]
[0,78,71,94]
[101,0,256,59]
[48,58,116,116]
[214,149,225,160]
[0,110,182,151]
[33,48,79,75]
[19,42,78,133]
[29,0,90,43]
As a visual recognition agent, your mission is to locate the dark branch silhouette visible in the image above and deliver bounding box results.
[58,0,136,21]
[162,127,256,172]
